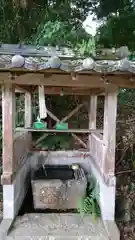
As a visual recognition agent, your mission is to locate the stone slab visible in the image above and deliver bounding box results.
[7,213,109,239]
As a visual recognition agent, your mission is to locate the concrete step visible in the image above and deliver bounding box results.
[7,237,108,240]
[7,213,109,240]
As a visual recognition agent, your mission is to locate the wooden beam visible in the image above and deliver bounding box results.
[88,95,97,149]
[16,128,102,133]
[15,85,33,93]
[43,87,105,95]
[47,103,85,123]
[38,85,47,119]
[89,95,97,129]
[25,92,32,128]
[61,103,85,123]
[1,72,135,89]
[1,83,15,184]
[103,85,118,175]
[9,73,104,87]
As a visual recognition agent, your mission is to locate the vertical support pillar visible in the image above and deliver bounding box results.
[100,86,118,221]
[25,92,32,128]
[103,86,118,175]
[88,95,97,149]
[2,83,16,219]
[38,85,47,119]
[2,83,15,179]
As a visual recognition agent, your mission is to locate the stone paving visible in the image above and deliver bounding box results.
[7,213,109,240]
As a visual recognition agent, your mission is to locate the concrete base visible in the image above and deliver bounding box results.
[103,220,120,240]
[3,154,31,219]
[88,155,116,221]
[2,150,118,238]
[31,151,116,221]
[7,213,109,239]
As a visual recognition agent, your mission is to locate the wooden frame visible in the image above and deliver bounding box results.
[0,65,118,186]
[1,83,32,184]
[89,86,118,183]
[2,83,15,178]
[102,86,118,175]
[88,95,97,149]
[25,92,32,128]
[0,71,135,89]
[34,103,88,149]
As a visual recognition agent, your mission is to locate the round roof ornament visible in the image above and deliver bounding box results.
[48,56,61,69]
[83,57,94,70]
[11,55,25,68]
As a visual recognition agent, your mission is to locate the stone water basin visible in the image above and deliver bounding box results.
[31,164,87,210]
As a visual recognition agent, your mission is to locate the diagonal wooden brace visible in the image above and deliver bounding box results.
[35,103,87,148]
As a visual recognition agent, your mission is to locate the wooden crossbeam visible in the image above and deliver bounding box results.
[35,103,87,148]
[15,84,33,93]
[16,128,101,133]
[1,71,135,89]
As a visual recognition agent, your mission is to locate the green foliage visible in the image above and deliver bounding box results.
[96,11,135,48]
[94,0,135,49]
[0,0,92,44]
[118,89,135,106]
[31,20,95,55]
[77,176,100,218]
[36,134,72,150]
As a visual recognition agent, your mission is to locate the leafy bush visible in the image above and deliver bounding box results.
[77,176,100,218]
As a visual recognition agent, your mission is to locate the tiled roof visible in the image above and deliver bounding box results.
[0,44,135,73]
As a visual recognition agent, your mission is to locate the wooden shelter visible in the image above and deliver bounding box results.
[1,44,135,238]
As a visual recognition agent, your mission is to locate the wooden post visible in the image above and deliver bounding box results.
[103,86,118,175]
[2,83,15,176]
[25,92,32,128]
[88,95,97,148]
[38,85,47,119]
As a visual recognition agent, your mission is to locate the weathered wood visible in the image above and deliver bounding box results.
[16,128,102,133]
[61,103,85,123]
[47,109,59,122]
[90,133,104,168]
[15,86,105,95]
[1,132,32,185]
[13,132,31,171]
[35,104,86,146]
[43,87,105,95]
[15,85,33,93]
[38,85,47,119]
[25,92,32,128]
[88,95,97,149]
[35,108,87,148]
[1,72,135,89]
[89,95,97,129]
[1,83,32,185]
[2,83,15,175]
[103,86,118,175]
[46,108,87,148]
